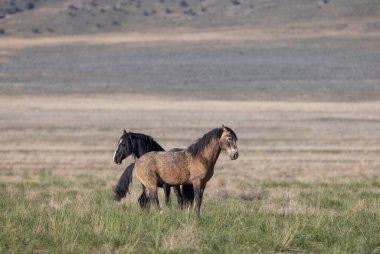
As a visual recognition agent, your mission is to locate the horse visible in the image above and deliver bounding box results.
[123,125,239,215]
[113,130,194,207]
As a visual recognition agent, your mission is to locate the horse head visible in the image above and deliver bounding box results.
[219,125,239,160]
[113,130,133,164]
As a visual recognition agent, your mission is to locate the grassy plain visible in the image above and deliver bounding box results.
[1,94,380,253]
[1,168,380,253]
[1,20,380,251]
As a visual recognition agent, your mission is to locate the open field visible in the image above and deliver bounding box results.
[1,168,380,253]
[1,93,380,252]
[1,17,380,251]
[1,35,380,101]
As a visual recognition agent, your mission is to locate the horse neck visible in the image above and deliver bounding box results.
[133,141,148,158]
[134,138,164,158]
[198,138,221,170]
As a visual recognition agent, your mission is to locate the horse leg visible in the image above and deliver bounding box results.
[135,164,160,211]
[148,188,161,212]
[138,185,148,209]
[173,185,184,209]
[181,184,194,208]
[193,182,206,216]
[163,184,171,207]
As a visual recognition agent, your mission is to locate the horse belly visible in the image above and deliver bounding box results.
[158,164,189,185]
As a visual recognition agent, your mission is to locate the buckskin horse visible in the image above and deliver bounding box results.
[123,125,239,215]
[113,130,194,207]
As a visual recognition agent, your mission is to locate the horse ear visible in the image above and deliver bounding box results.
[128,132,132,138]
[123,129,127,135]
[222,125,230,135]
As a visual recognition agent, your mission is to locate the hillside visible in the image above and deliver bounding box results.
[0,0,379,36]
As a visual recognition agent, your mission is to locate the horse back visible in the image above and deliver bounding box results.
[135,150,190,185]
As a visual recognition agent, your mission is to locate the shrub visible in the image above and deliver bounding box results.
[26,2,35,10]
[180,1,189,8]
[32,28,41,34]
[231,0,240,5]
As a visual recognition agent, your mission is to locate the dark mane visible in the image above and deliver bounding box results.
[187,128,223,157]
[130,132,165,157]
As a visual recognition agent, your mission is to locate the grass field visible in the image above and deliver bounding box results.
[1,93,380,253]
[1,15,380,251]
[1,168,380,253]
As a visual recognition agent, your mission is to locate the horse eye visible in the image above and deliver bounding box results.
[227,137,232,141]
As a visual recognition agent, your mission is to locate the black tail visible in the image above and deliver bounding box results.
[182,184,194,205]
[114,163,135,201]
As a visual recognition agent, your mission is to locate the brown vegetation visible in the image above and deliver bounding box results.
[1,94,379,195]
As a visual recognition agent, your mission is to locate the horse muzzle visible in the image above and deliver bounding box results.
[114,158,122,165]
[230,151,239,160]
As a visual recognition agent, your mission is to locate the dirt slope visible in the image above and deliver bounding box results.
[0,0,379,36]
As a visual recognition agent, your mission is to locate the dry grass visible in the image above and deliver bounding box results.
[164,223,201,251]
[1,93,379,184]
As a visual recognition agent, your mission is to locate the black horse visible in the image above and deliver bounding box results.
[113,130,194,208]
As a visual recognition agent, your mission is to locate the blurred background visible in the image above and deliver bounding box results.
[1,0,380,190]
